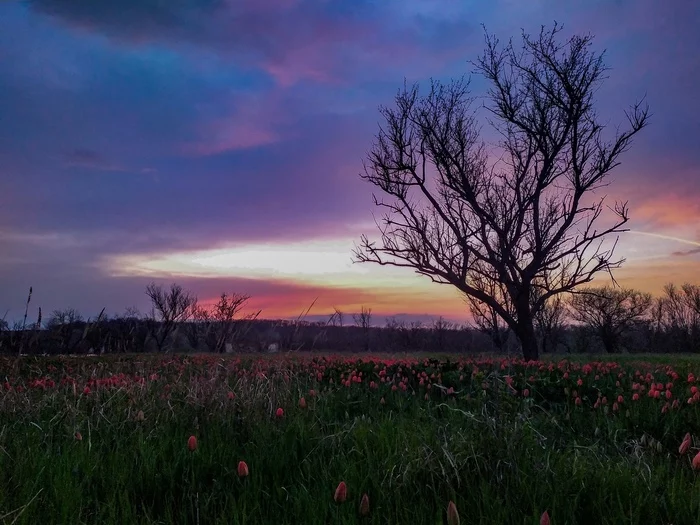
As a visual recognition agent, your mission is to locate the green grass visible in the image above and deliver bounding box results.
[1,353,700,524]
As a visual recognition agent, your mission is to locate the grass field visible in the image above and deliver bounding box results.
[2,352,700,524]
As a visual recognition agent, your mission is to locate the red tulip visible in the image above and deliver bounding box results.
[359,492,370,516]
[188,435,197,452]
[446,501,460,525]
[680,433,692,455]
[74,431,82,441]
[540,510,551,525]
[334,481,347,503]
[237,460,249,478]
[299,397,307,409]
[276,407,284,418]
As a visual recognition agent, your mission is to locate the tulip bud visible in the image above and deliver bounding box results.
[680,433,692,455]
[446,501,460,525]
[692,451,700,470]
[334,481,347,503]
[359,493,370,516]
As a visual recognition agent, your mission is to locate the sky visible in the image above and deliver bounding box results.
[1,0,699,326]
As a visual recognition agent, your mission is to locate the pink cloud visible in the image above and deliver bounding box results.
[180,91,289,156]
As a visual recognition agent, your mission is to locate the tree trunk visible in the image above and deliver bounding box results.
[601,330,619,354]
[515,314,539,361]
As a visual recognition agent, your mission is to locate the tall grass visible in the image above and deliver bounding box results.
[1,354,700,524]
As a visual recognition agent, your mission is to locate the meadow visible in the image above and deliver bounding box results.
[2,352,700,524]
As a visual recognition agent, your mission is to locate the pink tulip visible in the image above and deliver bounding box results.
[692,451,700,470]
[334,481,347,503]
[359,493,370,516]
[680,433,692,455]
[446,501,460,525]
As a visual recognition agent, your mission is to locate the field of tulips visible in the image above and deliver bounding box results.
[2,353,700,524]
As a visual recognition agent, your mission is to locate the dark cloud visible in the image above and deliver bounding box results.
[672,247,700,257]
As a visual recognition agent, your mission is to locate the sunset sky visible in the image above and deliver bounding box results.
[1,0,699,325]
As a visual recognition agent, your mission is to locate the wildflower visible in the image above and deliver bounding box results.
[237,460,249,478]
[188,435,198,452]
[276,407,284,418]
[299,397,307,409]
[334,481,347,503]
[446,501,460,525]
[359,493,370,516]
[540,510,551,525]
[680,433,692,455]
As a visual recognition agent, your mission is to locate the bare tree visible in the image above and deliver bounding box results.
[656,283,700,352]
[145,282,197,352]
[353,306,372,351]
[466,277,512,352]
[568,286,652,353]
[329,307,344,327]
[353,23,649,360]
[682,283,700,318]
[533,290,567,354]
[200,292,260,353]
[46,308,84,329]
[431,316,455,352]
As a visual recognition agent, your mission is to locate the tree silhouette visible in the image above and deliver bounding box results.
[354,23,649,359]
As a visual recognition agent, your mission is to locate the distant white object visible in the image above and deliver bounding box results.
[225,343,233,353]
[267,343,279,353]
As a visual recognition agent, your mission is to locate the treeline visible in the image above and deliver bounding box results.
[0,282,699,356]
